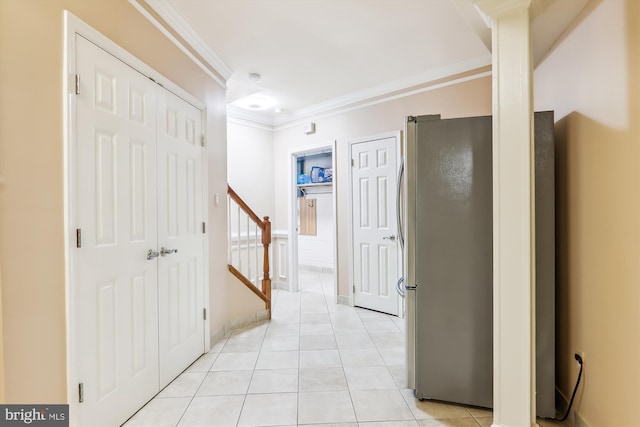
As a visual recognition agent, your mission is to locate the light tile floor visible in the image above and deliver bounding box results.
[123,269,567,427]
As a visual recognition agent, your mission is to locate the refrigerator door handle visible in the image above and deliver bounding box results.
[396,276,406,297]
[396,158,405,251]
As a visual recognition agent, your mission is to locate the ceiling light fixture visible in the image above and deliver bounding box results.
[248,73,261,82]
[233,94,277,111]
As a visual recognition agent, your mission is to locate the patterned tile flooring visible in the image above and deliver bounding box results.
[124,269,567,427]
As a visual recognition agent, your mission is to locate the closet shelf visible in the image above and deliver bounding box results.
[297,182,332,195]
[297,182,332,188]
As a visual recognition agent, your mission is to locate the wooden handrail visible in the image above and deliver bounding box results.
[227,185,272,319]
[227,185,265,230]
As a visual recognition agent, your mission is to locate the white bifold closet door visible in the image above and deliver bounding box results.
[156,87,205,388]
[73,35,204,427]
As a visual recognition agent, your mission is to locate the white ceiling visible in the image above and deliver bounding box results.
[146,0,589,126]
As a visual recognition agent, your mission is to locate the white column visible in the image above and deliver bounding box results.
[474,1,536,426]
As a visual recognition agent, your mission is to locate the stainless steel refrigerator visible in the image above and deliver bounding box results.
[400,113,555,417]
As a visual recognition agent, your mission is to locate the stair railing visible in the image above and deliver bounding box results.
[227,185,271,318]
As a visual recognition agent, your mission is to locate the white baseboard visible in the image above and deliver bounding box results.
[209,309,270,349]
[299,264,334,274]
[209,326,225,349]
[225,309,270,336]
[555,386,590,427]
[574,412,590,427]
[337,295,352,306]
[272,281,289,291]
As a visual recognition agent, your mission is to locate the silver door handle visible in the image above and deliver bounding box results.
[396,276,406,297]
[383,235,396,241]
[396,158,405,251]
[147,249,160,260]
[160,247,178,256]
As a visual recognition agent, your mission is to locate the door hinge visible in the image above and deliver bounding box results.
[78,383,84,403]
[76,229,82,248]
[75,74,80,95]
[200,135,205,147]
[202,222,206,234]
[351,158,354,167]
[203,308,207,320]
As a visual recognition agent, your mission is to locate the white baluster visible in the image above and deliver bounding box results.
[236,203,241,272]
[227,195,232,264]
[245,213,250,282]
[254,222,259,286]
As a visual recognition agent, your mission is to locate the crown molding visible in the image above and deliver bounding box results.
[228,65,492,132]
[271,53,491,127]
[451,0,492,50]
[273,69,492,132]
[227,114,276,132]
[143,0,233,80]
[129,0,227,89]
[226,106,277,129]
[228,58,492,132]
[227,68,491,133]
[474,0,531,19]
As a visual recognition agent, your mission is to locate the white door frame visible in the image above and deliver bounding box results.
[347,131,402,315]
[287,141,338,297]
[63,12,209,424]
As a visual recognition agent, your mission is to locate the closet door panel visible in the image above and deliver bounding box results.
[74,35,159,427]
[157,89,205,387]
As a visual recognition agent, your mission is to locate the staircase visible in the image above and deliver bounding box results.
[227,185,272,319]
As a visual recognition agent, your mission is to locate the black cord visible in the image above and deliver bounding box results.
[556,353,584,422]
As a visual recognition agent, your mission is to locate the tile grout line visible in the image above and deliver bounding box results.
[295,270,304,426]
[171,365,211,427]
[235,314,269,427]
[319,269,359,425]
[357,306,418,424]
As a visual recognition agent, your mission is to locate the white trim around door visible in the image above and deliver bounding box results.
[287,141,338,299]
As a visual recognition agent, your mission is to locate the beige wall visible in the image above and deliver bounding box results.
[227,122,275,219]
[0,268,4,403]
[226,272,269,321]
[534,1,640,425]
[0,0,228,403]
[273,75,492,296]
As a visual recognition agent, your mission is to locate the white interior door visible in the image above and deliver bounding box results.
[157,89,205,387]
[351,136,399,315]
[74,36,159,427]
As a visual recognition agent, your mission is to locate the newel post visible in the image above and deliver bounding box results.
[262,216,272,318]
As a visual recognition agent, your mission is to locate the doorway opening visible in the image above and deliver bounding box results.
[288,142,338,299]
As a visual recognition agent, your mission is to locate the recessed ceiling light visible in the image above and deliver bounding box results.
[233,94,277,111]
[248,73,261,82]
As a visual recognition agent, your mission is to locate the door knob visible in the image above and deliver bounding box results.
[160,247,178,256]
[147,249,160,260]
[383,235,396,241]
